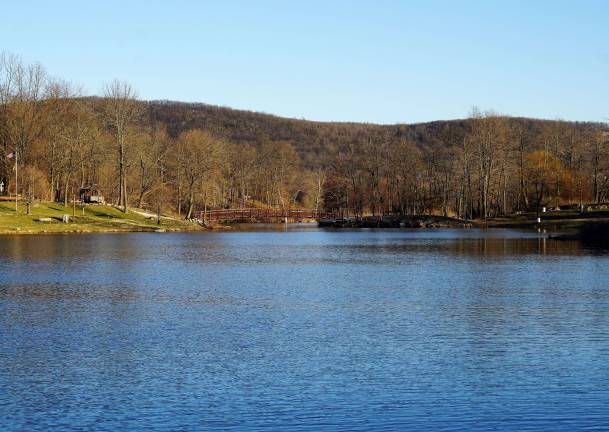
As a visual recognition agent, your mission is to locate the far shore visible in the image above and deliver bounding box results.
[318,209,609,231]
[3,200,609,235]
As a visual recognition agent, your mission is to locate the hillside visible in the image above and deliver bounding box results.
[145,100,603,167]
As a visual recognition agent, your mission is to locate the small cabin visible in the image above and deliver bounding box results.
[80,185,105,204]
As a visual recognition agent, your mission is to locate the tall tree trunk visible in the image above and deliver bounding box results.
[186,187,194,219]
[120,138,127,212]
[63,172,71,207]
[50,142,55,201]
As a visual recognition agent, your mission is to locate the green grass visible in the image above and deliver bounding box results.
[0,201,199,234]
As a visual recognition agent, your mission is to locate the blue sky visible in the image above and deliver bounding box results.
[2,0,609,123]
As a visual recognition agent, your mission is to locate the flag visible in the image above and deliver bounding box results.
[7,151,14,159]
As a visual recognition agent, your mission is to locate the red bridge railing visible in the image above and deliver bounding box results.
[200,208,335,222]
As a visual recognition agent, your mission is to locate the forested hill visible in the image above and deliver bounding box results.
[145,99,602,166]
[3,54,607,222]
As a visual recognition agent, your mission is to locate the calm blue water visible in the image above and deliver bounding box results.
[1,227,609,431]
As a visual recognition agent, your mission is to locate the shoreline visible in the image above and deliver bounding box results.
[4,200,609,235]
[0,225,204,236]
[3,216,607,235]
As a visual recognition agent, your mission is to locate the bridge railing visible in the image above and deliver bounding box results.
[200,208,335,222]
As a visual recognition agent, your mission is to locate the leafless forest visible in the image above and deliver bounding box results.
[1,53,607,219]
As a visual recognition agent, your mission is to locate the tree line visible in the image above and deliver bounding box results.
[323,111,608,219]
[1,53,608,220]
[0,53,317,219]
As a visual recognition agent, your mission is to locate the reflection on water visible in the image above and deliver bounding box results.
[1,228,609,431]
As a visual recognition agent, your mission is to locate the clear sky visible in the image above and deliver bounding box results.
[2,0,609,124]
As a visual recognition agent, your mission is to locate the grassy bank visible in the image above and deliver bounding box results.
[482,209,609,230]
[0,201,201,235]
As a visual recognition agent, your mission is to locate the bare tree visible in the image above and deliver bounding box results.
[176,129,225,219]
[57,98,97,205]
[468,109,509,218]
[258,141,300,212]
[227,143,257,207]
[101,80,141,212]
[133,124,170,208]
[0,54,49,199]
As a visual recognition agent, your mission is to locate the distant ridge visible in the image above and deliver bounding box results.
[81,96,604,168]
[140,100,603,167]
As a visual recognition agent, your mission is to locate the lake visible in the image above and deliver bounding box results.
[1,227,609,431]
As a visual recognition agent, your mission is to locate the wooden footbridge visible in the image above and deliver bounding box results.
[200,208,335,223]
